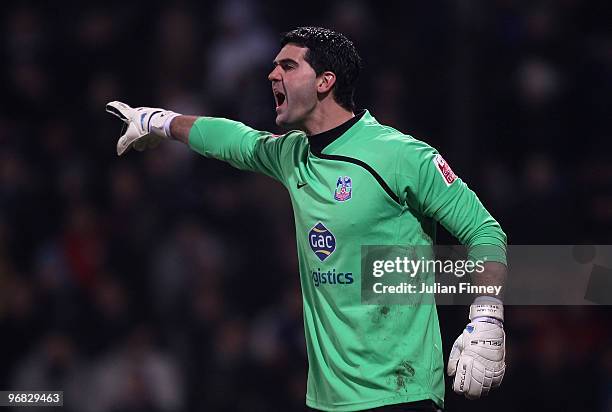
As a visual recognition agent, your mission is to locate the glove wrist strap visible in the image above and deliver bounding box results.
[163,114,179,139]
[472,316,504,327]
[150,111,181,139]
[469,296,504,322]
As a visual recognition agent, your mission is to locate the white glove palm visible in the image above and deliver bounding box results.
[105,101,180,156]
[447,299,506,399]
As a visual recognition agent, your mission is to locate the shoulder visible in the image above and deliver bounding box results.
[264,130,309,166]
[277,129,306,140]
[360,113,434,152]
[366,123,437,162]
[270,129,307,150]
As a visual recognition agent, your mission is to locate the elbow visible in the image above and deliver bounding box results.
[466,217,507,248]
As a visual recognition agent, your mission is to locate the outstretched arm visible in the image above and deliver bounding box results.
[105,101,295,183]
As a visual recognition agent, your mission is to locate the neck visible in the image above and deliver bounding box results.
[301,102,354,136]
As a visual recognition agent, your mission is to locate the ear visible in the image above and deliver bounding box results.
[317,71,336,94]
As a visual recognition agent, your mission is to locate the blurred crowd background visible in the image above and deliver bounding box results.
[1,0,611,411]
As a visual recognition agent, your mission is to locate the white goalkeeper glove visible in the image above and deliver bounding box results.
[105,101,181,156]
[447,296,506,399]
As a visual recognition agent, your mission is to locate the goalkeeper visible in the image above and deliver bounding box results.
[106,27,507,412]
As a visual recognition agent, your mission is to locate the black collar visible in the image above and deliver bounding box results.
[307,110,366,155]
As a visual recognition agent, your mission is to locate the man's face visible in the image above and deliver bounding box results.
[268,44,319,128]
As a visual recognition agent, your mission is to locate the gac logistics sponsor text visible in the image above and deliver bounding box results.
[308,223,355,287]
[311,268,354,287]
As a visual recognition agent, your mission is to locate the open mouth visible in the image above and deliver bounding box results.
[274,91,286,108]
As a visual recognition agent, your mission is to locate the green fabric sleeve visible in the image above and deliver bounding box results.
[398,139,507,265]
[188,116,296,185]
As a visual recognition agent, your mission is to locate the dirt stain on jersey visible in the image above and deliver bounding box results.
[370,305,390,324]
[395,360,415,390]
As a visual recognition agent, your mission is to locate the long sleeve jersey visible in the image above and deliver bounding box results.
[188,110,506,411]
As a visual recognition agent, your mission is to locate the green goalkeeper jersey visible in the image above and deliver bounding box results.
[188,110,506,411]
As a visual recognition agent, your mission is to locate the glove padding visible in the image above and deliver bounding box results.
[105,101,179,156]
[447,320,505,399]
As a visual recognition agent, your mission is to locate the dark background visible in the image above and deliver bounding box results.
[1,0,611,411]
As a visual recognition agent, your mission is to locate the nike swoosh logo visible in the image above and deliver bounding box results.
[297,182,307,189]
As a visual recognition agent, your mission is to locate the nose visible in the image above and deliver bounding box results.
[268,65,282,82]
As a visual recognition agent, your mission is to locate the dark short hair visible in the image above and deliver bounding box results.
[281,27,361,111]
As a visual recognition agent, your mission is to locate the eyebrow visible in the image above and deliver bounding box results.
[272,58,299,67]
